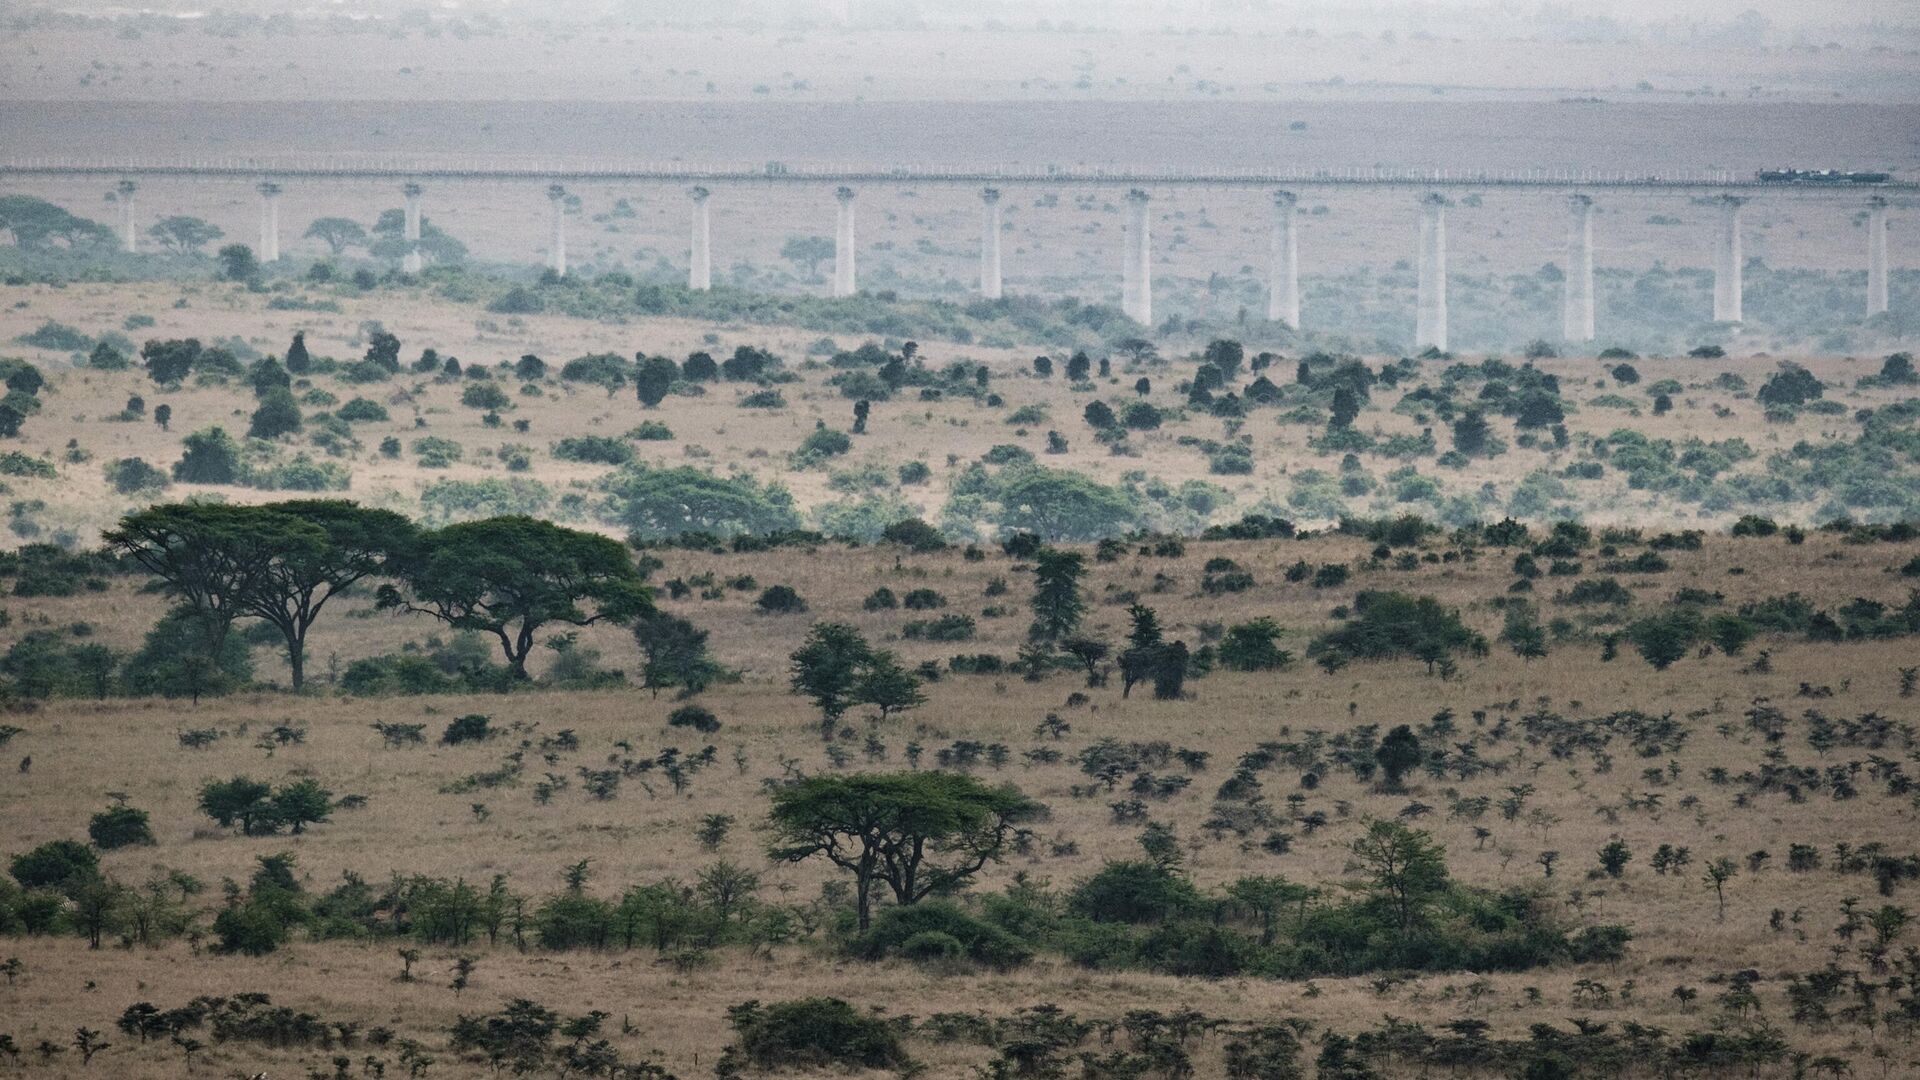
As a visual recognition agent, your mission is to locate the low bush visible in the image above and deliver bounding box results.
[847,901,1034,970]
[719,998,910,1074]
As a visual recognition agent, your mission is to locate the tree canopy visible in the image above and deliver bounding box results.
[981,465,1138,542]
[768,772,1042,929]
[0,195,116,252]
[303,217,367,256]
[377,516,651,679]
[597,464,800,540]
[106,501,416,691]
[147,215,224,254]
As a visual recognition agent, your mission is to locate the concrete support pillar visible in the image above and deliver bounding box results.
[832,186,857,297]
[1867,196,1889,316]
[547,184,568,276]
[1563,194,1595,342]
[1123,188,1152,326]
[257,181,282,263]
[1712,195,1745,323]
[1268,190,1299,328]
[116,180,138,254]
[688,187,712,291]
[401,182,423,274]
[980,187,1003,300]
[1416,193,1449,352]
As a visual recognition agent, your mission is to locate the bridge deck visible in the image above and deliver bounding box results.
[3,159,1915,193]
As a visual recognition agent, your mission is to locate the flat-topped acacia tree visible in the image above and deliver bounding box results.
[378,515,652,680]
[107,501,416,692]
[767,772,1042,930]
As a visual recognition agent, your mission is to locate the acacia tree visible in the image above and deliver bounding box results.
[631,609,723,698]
[853,651,925,721]
[788,622,874,725]
[1347,820,1450,932]
[780,235,834,279]
[105,504,322,655]
[767,772,1042,929]
[147,216,223,254]
[109,502,413,692]
[377,516,651,679]
[303,217,367,256]
[239,501,416,692]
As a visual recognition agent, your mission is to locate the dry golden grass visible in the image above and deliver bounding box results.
[0,278,1910,559]
[1,524,1918,1077]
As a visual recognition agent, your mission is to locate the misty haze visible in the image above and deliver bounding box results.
[0,2,1917,1078]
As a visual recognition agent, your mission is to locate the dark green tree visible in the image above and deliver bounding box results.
[241,501,416,692]
[141,339,201,384]
[788,622,874,725]
[170,427,241,483]
[631,609,723,698]
[365,331,402,373]
[378,516,651,680]
[1329,387,1360,429]
[302,217,366,256]
[106,502,320,652]
[853,651,925,721]
[147,215,223,254]
[1451,410,1490,456]
[1375,725,1422,791]
[216,243,259,282]
[780,235,834,278]
[768,772,1041,929]
[198,777,278,836]
[1626,609,1702,671]
[1348,820,1450,931]
[247,389,303,439]
[634,355,677,408]
[1027,548,1086,643]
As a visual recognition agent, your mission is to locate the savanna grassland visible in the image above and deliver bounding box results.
[1,502,1919,1078]
[0,265,1917,1079]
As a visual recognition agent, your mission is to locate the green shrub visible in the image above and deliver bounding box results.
[440,714,494,745]
[172,427,243,484]
[461,382,512,411]
[796,427,851,458]
[1069,861,1204,924]
[597,464,800,539]
[904,613,976,641]
[552,436,633,465]
[668,705,721,733]
[628,421,673,441]
[0,451,55,479]
[212,901,292,956]
[1310,591,1487,670]
[88,805,155,850]
[9,838,99,893]
[412,436,464,468]
[755,585,807,614]
[419,477,552,524]
[721,998,910,1073]
[879,517,947,551]
[848,901,1033,969]
[250,455,348,492]
[1561,577,1633,605]
[16,320,90,351]
[336,397,389,422]
[104,457,169,495]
